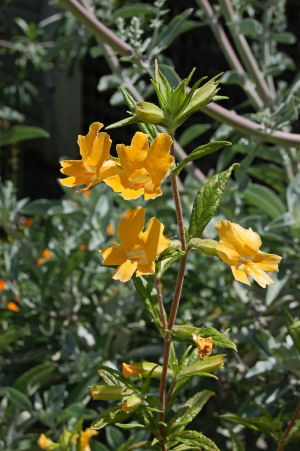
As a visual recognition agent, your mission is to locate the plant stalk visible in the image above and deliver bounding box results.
[276,402,300,451]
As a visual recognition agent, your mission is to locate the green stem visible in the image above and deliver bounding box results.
[155,278,167,332]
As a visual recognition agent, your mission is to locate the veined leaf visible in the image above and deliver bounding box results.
[166,390,215,434]
[189,163,238,238]
[0,125,49,146]
[170,430,220,450]
[178,123,211,147]
[172,325,237,351]
[173,141,231,176]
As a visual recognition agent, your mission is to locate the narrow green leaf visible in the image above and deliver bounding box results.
[172,325,237,351]
[111,4,155,20]
[189,163,238,238]
[244,183,286,219]
[156,9,193,52]
[133,277,161,328]
[167,390,215,434]
[0,125,49,146]
[0,327,27,349]
[105,116,138,130]
[178,124,211,147]
[91,404,132,430]
[220,413,282,436]
[283,308,300,353]
[14,361,56,395]
[0,386,32,411]
[173,141,231,176]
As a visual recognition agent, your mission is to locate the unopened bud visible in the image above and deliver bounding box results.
[122,394,142,413]
[89,385,131,400]
[188,238,218,256]
[122,362,173,378]
[135,102,164,124]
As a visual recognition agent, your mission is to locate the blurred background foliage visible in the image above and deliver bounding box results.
[0,0,300,449]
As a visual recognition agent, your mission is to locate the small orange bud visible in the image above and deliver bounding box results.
[7,302,20,312]
[80,244,88,251]
[23,217,33,228]
[37,433,55,449]
[42,248,51,259]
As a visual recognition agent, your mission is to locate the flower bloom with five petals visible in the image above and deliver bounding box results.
[60,122,117,191]
[104,132,174,200]
[215,220,281,288]
[100,207,169,282]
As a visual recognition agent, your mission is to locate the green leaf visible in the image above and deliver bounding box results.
[244,183,286,219]
[220,413,282,437]
[178,124,211,147]
[14,361,56,395]
[229,430,246,451]
[167,390,215,434]
[172,325,237,351]
[133,277,161,328]
[0,327,27,350]
[105,116,138,130]
[111,4,155,20]
[159,65,181,89]
[106,425,124,449]
[237,18,263,37]
[156,9,193,52]
[91,404,132,430]
[0,386,32,411]
[222,70,248,88]
[173,141,231,176]
[0,125,49,146]
[170,430,220,450]
[189,163,238,238]
[283,308,300,353]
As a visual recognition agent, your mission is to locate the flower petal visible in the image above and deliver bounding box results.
[100,246,126,266]
[253,251,281,272]
[116,132,149,171]
[216,242,240,266]
[113,260,137,282]
[231,266,250,285]
[118,207,145,250]
[145,134,174,185]
[136,261,155,277]
[77,122,103,160]
[215,221,261,257]
[141,217,169,263]
[245,264,274,288]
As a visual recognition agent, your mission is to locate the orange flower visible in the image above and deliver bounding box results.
[100,207,169,282]
[37,248,52,265]
[60,122,117,192]
[80,428,98,451]
[106,224,115,236]
[7,302,20,312]
[0,280,6,291]
[215,220,281,288]
[192,334,213,361]
[37,433,55,449]
[104,132,174,200]
[120,210,131,219]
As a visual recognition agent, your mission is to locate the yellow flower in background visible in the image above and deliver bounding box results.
[60,122,117,191]
[37,433,55,449]
[37,248,52,265]
[80,428,98,451]
[7,302,20,312]
[104,132,174,200]
[192,334,213,361]
[100,207,169,282]
[215,220,281,288]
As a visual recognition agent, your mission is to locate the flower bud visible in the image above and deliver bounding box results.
[89,385,131,400]
[122,362,173,378]
[134,102,164,124]
[188,238,218,256]
[122,394,142,413]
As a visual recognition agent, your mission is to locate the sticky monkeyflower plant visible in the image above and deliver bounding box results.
[59,63,281,450]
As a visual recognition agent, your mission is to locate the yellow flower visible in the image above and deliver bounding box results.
[37,433,55,449]
[100,207,169,282]
[7,302,20,312]
[215,220,281,288]
[37,248,52,265]
[104,132,174,200]
[80,428,98,451]
[192,334,213,361]
[60,122,117,191]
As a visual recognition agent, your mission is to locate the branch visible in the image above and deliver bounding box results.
[218,0,274,105]
[196,0,263,110]
[60,0,133,56]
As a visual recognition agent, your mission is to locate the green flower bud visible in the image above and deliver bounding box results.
[89,385,132,400]
[122,394,142,413]
[188,238,218,256]
[135,102,164,124]
[181,355,224,376]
